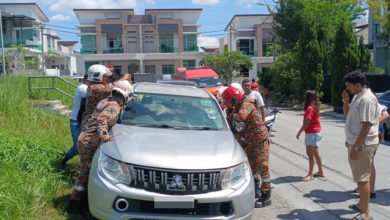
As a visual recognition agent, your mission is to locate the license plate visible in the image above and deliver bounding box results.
[154,196,194,209]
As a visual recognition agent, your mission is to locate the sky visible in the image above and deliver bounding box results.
[0,0,274,49]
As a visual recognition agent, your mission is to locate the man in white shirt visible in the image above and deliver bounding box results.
[242,79,266,123]
[342,71,379,220]
[60,74,89,168]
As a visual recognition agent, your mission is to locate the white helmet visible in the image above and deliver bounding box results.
[230,82,244,94]
[87,64,113,83]
[112,80,133,103]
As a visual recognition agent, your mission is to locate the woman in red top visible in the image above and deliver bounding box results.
[296,90,324,181]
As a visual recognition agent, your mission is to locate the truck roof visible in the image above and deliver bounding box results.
[186,68,219,79]
[134,82,211,98]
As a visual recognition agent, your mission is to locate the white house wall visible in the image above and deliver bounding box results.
[70,56,77,75]
[76,55,85,75]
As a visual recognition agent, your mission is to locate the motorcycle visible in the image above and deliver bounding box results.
[264,106,281,132]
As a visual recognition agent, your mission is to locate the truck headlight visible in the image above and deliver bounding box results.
[221,160,250,189]
[98,152,132,185]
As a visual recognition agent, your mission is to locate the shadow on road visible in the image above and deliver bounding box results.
[371,188,390,206]
[272,176,303,185]
[277,208,357,220]
[303,189,354,204]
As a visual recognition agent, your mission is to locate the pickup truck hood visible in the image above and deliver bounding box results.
[100,124,245,170]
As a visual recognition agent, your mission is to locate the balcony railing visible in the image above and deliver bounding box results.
[159,46,178,53]
[80,48,97,54]
[103,48,123,54]
[239,50,258,57]
[184,45,199,52]
[0,38,42,50]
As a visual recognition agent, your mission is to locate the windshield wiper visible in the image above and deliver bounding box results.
[132,123,189,130]
[189,126,219,130]
[128,123,216,130]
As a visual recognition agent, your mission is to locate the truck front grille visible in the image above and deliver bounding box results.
[129,165,222,195]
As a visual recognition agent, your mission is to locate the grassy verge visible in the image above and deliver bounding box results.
[0,76,90,219]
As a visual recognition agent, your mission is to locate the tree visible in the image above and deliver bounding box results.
[42,50,60,68]
[200,51,253,85]
[271,0,364,52]
[266,43,281,57]
[270,0,365,102]
[368,0,390,39]
[257,69,272,87]
[271,0,305,51]
[296,15,324,99]
[358,36,372,72]
[6,44,29,72]
[25,57,40,70]
[269,51,301,101]
[330,18,360,107]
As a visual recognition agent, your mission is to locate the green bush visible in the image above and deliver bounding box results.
[269,52,301,102]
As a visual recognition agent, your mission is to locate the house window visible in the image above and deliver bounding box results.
[105,37,122,53]
[184,34,198,52]
[143,31,155,52]
[162,64,175,76]
[160,34,174,53]
[262,28,274,57]
[262,39,273,57]
[81,35,97,54]
[47,36,52,49]
[144,31,154,43]
[183,60,196,69]
[237,39,255,56]
[107,38,121,48]
[127,31,137,44]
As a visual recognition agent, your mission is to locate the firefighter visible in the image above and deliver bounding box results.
[81,64,114,130]
[222,86,272,208]
[68,80,134,213]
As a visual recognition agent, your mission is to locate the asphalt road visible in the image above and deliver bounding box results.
[252,109,390,220]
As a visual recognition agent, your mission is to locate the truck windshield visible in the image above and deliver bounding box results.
[120,93,227,130]
[189,77,222,88]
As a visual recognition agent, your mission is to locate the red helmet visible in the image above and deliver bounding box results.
[106,64,114,74]
[222,86,243,104]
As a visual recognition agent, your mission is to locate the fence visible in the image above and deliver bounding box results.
[28,76,78,100]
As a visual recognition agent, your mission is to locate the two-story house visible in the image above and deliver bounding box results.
[45,41,78,76]
[74,8,203,78]
[220,14,275,80]
[0,3,77,75]
[368,9,390,75]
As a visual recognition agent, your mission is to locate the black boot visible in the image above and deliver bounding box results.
[255,189,272,208]
[67,199,82,214]
[254,182,261,199]
[253,175,261,199]
[80,192,90,213]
